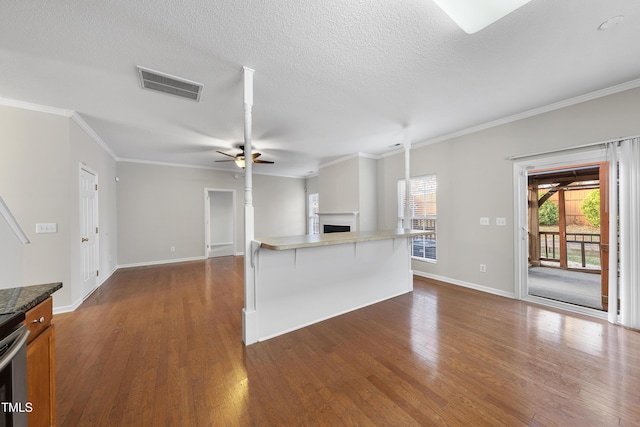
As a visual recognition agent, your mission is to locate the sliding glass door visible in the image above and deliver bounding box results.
[513,148,611,317]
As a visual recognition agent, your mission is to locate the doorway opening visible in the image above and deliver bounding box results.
[527,163,607,310]
[204,189,236,258]
[514,149,612,317]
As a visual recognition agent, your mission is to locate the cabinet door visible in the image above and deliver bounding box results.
[27,324,56,427]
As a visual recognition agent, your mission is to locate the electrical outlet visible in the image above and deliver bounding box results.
[480,264,487,273]
[496,217,507,226]
[480,217,490,226]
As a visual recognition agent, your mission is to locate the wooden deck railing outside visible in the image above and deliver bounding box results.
[539,231,601,269]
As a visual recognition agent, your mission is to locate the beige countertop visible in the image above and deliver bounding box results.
[256,229,430,251]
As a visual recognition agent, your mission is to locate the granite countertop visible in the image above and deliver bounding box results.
[256,229,431,251]
[0,282,63,314]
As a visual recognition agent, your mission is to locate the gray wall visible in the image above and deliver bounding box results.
[116,162,306,266]
[253,174,307,239]
[317,155,378,231]
[358,156,378,231]
[305,176,319,196]
[0,203,24,287]
[318,156,360,213]
[0,105,117,311]
[377,86,640,295]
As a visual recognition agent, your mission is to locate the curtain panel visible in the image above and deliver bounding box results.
[609,138,640,329]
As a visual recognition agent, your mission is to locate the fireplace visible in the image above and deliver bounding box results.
[323,224,351,233]
[318,212,359,233]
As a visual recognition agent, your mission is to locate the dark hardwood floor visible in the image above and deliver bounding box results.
[54,256,640,426]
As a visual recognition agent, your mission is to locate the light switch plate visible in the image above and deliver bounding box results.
[36,223,57,234]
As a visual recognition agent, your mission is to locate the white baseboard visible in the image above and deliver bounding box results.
[53,265,118,314]
[98,265,117,286]
[413,271,516,299]
[117,255,206,269]
[53,298,84,315]
[412,272,611,321]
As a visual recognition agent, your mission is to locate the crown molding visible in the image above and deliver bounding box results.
[70,112,117,160]
[319,151,382,170]
[411,78,640,151]
[0,97,74,117]
[117,157,307,179]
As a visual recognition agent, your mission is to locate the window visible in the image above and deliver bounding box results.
[308,193,319,235]
[398,175,437,261]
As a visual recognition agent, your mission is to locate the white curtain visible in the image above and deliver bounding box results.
[607,142,619,324]
[611,137,640,329]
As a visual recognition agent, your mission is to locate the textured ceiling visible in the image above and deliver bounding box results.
[1,1,640,177]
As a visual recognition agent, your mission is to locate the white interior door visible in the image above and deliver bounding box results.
[80,167,99,298]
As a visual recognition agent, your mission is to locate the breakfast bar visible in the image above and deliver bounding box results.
[243,229,428,344]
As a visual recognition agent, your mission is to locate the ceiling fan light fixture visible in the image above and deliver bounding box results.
[433,0,532,34]
[215,145,274,168]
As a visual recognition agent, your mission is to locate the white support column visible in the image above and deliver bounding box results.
[403,128,412,230]
[242,66,258,345]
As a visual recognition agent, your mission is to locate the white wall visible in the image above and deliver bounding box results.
[377,86,640,295]
[116,162,306,266]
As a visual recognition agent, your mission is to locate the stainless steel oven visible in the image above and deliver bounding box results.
[0,312,29,427]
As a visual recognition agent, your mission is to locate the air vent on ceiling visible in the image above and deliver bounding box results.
[137,66,203,101]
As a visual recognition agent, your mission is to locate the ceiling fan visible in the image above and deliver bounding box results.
[215,145,275,169]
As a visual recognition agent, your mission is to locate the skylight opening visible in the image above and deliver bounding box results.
[433,0,532,34]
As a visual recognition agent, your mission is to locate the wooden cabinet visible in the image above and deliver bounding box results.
[24,297,56,427]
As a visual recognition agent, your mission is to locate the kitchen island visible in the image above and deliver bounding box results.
[243,229,428,344]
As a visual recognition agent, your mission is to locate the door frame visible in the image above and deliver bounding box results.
[203,188,236,258]
[513,148,608,319]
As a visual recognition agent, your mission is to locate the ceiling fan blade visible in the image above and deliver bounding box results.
[253,159,274,164]
[216,150,237,159]
[252,152,261,159]
[214,159,235,162]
